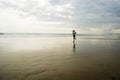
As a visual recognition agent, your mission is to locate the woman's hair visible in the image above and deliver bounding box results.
[73,30,75,32]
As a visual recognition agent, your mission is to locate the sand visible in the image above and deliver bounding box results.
[0,36,120,80]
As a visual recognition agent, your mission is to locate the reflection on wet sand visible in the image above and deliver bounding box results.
[73,39,76,52]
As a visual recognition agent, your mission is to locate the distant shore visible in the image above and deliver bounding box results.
[0,33,4,35]
[0,32,120,36]
[0,33,120,40]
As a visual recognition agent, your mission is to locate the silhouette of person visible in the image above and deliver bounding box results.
[72,30,77,40]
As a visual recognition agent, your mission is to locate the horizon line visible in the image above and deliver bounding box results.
[0,32,120,35]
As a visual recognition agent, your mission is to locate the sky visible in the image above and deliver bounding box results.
[0,0,120,34]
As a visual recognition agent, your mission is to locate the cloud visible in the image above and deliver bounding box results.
[0,0,120,33]
[0,0,73,22]
[112,29,120,34]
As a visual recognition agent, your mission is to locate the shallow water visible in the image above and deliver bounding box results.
[0,36,120,80]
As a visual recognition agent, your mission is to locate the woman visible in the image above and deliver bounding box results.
[72,30,77,39]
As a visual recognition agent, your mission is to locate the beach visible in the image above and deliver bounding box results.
[0,35,120,80]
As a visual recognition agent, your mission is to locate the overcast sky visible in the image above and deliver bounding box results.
[0,0,120,34]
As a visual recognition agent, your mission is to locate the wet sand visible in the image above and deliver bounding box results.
[0,36,120,80]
